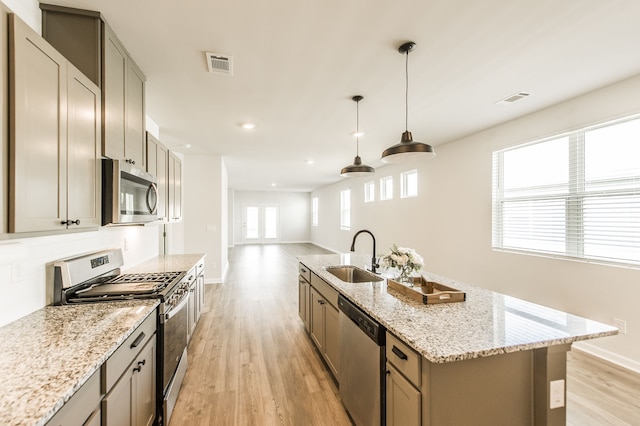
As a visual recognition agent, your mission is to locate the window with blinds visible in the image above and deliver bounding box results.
[492,115,640,266]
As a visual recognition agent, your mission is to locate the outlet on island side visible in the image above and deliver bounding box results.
[613,318,627,334]
[549,379,565,409]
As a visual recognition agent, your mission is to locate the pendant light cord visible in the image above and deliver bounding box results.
[356,98,360,156]
[405,50,409,132]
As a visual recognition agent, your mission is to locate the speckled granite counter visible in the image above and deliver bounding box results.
[298,253,618,364]
[0,300,158,425]
[124,253,205,275]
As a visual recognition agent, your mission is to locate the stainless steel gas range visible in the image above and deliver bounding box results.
[54,249,193,426]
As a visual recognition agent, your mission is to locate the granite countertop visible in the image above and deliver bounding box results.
[0,300,158,426]
[298,253,618,364]
[124,253,205,275]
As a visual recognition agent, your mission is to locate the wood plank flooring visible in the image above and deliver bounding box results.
[170,243,640,425]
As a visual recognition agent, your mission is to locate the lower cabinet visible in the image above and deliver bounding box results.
[103,337,156,426]
[102,313,157,426]
[307,274,340,379]
[46,370,101,426]
[386,363,421,426]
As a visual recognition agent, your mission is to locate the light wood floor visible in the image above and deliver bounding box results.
[171,243,640,425]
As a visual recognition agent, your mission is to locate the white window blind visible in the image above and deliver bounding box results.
[492,115,640,266]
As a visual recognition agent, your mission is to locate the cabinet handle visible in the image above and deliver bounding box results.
[318,300,325,305]
[392,345,408,360]
[60,219,80,226]
[130,332,146,349]
[133,359,146,373]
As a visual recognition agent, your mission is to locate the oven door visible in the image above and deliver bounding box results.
[161,293,189,392]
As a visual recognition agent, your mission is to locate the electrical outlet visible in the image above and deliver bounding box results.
[550,379,565,409]
[613,318,627,334]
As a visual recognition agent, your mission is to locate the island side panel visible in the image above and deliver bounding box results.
[422,350,534,425]
[534,344,571,426]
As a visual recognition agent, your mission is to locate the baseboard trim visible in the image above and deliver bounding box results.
[572,342,640,375]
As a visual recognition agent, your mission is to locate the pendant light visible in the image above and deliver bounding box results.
[381,41,436,163]
[341,95,375,177]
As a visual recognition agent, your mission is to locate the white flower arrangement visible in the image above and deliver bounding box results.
[380,244,424,279]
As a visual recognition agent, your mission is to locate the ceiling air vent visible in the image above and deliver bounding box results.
[495,92,530,104]
[205,52,233,76]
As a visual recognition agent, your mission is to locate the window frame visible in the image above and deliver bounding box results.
[364,181,375,203]
[380,176,393,201]
[492,114,640,267]
[400,169,418,199]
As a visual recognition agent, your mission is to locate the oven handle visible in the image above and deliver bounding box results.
[164,293,189,322]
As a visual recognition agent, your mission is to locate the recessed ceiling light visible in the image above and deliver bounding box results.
[305,160,314,165]
[271,182,276,187]
[352,131,365,137]
[183,143,192,149]
[241,123,256,130]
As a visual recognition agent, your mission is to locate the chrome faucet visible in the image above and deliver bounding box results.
[350,229,379,273]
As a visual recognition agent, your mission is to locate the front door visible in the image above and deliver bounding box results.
[242,204,280,244]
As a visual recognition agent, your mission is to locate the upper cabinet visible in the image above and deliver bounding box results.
[40,4,146,167]
[9,14,101,233]
[146,133,168,222]
[168,153,182,222]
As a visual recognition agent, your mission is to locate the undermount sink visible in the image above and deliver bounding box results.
[325,265,383,283]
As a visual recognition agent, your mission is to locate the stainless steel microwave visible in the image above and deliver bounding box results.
[102,159,158,225]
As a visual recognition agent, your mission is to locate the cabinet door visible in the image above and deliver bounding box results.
[133,337,156,426]
[67,64,101,228]
[125,61,145,167]
[9,14,67,232]
[324,302,340,378]
[103,365,133,426]
[168,153,182,221]
[298,278,309,330]
[386,363,421,426]
[147,133,168,221]
[196,274,205,322]
[103,24,126,161]
[309,287,324,350]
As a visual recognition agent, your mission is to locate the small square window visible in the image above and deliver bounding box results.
[380,176,393,201]
[401,170,418,198]
[364,181,375,203]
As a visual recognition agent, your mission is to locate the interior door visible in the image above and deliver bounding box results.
[242,204,280,244]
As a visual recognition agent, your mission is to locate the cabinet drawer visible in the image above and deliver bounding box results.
[102,312,156,392]
[298,263,311,282]
[310,272,338,308]
[386,332,421,388]
[46,370,100,426]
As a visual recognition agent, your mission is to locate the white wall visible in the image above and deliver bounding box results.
[232,191,310,245]
[182,154,228,283]
[312,74,640,371]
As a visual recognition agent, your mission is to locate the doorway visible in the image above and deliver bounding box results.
[242,204,280,244]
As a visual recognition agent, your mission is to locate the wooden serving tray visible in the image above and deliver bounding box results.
[387,276,466,304]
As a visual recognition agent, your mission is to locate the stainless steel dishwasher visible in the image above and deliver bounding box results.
[338,295,386,426]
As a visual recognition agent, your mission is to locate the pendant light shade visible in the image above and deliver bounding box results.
[341,95,375,177]
[381,41,436,163]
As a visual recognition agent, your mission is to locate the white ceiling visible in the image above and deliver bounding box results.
[43,0,640,191]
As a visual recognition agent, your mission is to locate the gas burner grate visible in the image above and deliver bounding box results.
[108,271,183,290]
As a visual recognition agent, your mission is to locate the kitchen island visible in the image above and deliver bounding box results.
[298,253,618,426]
